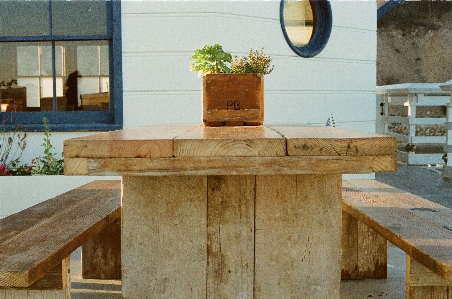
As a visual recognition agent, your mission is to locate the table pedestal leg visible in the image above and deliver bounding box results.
[207,175,255,298]
[254,174,342,298]
[122,174,341,299]
[122,176,207,299]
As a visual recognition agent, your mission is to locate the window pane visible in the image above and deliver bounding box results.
[17,46,40,76]
[0,42,56,112]
[283,0,314,47]
[57,40,110,111]
[0,40,109,113]
[38,45,64,76]
[52,0,108,36]
[0,1,50,37]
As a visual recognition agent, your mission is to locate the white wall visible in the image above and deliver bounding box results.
[7,0,379,169]
[121,0,377,133]
[1,1,378,216]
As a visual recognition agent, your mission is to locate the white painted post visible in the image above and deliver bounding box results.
[407,93,417,151]
[440,79,452,178]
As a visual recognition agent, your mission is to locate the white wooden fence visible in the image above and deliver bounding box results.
[376,83,450,165]
[440,79,452,178]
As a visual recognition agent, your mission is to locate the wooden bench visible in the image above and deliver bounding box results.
[341,179,452,299]
[0,180,121,298]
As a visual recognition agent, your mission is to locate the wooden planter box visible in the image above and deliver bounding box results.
[202,73,264,126]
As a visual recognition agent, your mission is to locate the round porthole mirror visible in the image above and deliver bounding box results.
[280,0,332,57]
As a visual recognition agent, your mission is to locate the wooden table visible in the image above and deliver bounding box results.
[64,123,397,298]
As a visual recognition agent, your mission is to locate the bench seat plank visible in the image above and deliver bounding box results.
[343,179,452,283]
[0,180,121,288]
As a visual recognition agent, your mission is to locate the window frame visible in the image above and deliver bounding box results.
[0,0,122,132]
[280,0,332,58]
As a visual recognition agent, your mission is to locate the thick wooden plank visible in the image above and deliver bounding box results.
[341,211,359,279]
[207,175,255,298]
[82,217,121,279]
[341,210,387,280]
[64,124,199,158]
[0,180,120,246]
[28,257,70,290]
[342,180,452,282]
[64,124,397,175]
[122,176,207,299]
[65,154,396,176]
[407,256,452,299]
[267,125,397,156]
[255,174,342,298]
[344,179,452,231]
[0,257,70,299]
[408,286,452,299]
[408,256,452,287]
[174,125,285,157]
[357,220,387,279]
[0,180,121,287]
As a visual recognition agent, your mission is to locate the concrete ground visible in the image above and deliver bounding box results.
[69,164,452,298]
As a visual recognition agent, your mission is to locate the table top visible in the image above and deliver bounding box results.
[64,123,397,176]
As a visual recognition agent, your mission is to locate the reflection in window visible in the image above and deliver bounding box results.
[0,41,109,112]
[0,0,119,130]
[283,0,314,47]
[74,42,110,111]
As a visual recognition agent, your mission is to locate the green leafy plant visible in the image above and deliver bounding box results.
[0,114,28,176]
[190,44,232,76]
[231,48,274,75]
[190,44,274,76]
[31,118,64,175]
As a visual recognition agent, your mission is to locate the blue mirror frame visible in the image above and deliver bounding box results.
[280,0,332,57]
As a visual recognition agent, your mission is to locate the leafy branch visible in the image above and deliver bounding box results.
[231,48,274,75]
[31,118,64,175]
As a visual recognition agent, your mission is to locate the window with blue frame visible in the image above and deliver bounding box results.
[0,0,122,131]
[280,0,332,57]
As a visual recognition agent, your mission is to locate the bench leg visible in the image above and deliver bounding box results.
[0,256,70,299]
[406,256,452,299]
[341,210,387,279]
[82,217,121,279]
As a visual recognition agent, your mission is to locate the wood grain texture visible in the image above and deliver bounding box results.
[122,176,207,299]
[175,125,285,157]
[0,180,121,287]
[343,179,452,283]
[408,256,452,287]
[407,256,452,299]
[255,174,342,298]
[64,123,397,176]
[202,74,264,125]
[27,257,70,290]
[341,211,359,279]
[66,154,396,176]
[82,217,121,279]
[0,257,70,298]
[207,175,255,299]
[341,210,387,280]
[64,124,199,158]
[267,125,397,156]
